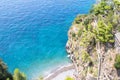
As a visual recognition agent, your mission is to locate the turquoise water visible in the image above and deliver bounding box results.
[0,0,95,79]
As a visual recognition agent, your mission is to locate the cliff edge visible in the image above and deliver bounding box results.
[66,0,120,80]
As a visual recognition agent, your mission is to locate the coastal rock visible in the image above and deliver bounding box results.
[66,19,119,80]
[66,0,120,80]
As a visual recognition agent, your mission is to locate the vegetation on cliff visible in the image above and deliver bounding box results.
[0,59,26,80]
[66,0,120,80]
[13,69,26,80]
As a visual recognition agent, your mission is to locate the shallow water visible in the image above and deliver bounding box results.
[0,0,95,79]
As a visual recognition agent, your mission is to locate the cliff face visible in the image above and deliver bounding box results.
[66,0,120,80]
[66,24,118,80]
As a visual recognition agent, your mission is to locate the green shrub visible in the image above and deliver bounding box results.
[78,30,82,37]
[65,76,74,80]
[13,68,26,80]
[74,14,87,24]
[114,54,120,69]
[81,51,91,62]
[72,33,76,37]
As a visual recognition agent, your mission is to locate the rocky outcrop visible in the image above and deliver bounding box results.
[66,21,118,80]
[66,0,120,79]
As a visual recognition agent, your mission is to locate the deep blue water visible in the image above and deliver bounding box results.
[0,0,95,79]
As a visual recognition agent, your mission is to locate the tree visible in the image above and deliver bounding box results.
[91,0,113,15]
[0,59,13,80]
[13,69,26,80]
[94,20,114,43]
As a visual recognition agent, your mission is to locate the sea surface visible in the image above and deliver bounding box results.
[0,0,95,79]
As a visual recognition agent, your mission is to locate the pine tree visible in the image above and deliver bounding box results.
[94,20,114,43]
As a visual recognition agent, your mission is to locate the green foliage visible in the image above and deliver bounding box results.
[74,15,87,24]
[0,59,13,80]
[72,33,76,38]
[77,23,84,37]
[78,30,83,37]
[81,50,91,62]
[13,69,26,80]
[84,19,93,30]
[91,0,113,15]
[65,76,74,80]
[114,0,120,7]
[114,54,120,69]
[93,20,114,43]
[7,78,10,80]
[79,30,94,47]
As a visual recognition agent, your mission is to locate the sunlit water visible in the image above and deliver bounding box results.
[0,0,95,79]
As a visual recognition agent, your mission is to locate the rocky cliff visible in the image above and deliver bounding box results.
[66,0,120,80]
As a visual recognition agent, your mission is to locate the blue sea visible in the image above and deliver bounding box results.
[0,0,95,79]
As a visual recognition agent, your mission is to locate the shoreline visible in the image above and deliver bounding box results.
[31,58,72,80]
[44,64,75,80]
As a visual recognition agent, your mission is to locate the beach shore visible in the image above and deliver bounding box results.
[44,64,75,80]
